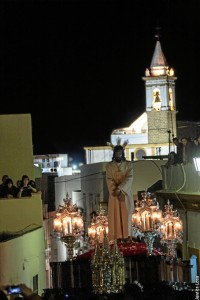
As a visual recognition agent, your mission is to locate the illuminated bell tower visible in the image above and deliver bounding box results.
[142,36,177,144]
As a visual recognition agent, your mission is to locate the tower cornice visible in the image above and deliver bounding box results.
[142,76,177,81]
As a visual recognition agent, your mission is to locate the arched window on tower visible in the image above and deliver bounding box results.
[169,88,174,110]
[153,89,161,111]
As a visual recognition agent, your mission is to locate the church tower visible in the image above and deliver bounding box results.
[143,36,177,144]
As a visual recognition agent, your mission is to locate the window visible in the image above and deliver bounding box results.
[33,274,38,294]
[153,89,161,111]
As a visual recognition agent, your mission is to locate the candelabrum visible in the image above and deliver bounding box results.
[88,206,109,246]
[53,193,84,261]
[132,192,162,255]
[160,199,183,257]
[91,234,125,294]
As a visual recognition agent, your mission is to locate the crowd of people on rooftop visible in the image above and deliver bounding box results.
[0,174,38,199]
[165,135,200,168]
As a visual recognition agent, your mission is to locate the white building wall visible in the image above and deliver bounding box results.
[0,228,46,296]
[80,162,108,227]
[59,154,68,167]
[188,212,200,249]
[72,190,83,208]
[85,144,170,164]
[111,133,148,145]
[58,167,73,176]
[54,174,81,208]
[85,148,112,164]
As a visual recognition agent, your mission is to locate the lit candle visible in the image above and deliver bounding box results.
[67,221,71,234]
[146,214,150,230]
[142,215,146,231]
[88,227,96,239]
[98,226,104,242]
[70,218,72,233]
[54,218,62,232]
[67,217,72,234]
[106,226,109,234]
[62,219,67,235]
[132,214,137,226]
[166,223,169,238]
[168,223,172,238]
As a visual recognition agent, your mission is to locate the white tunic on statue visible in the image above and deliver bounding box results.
[106,160,134,241]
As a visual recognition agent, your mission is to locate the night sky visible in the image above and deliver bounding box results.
[1,0,200,163]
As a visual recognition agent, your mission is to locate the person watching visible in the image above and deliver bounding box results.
[172,137,183,164]
[164,151,178,168]
[17,175,37,198]
[0,283,42,300]
[0,175,9,198]
[2,178,18,198]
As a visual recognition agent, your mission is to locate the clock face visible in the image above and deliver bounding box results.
[135,149,146,160]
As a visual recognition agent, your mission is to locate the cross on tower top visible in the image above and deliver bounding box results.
[155,26,162,40]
